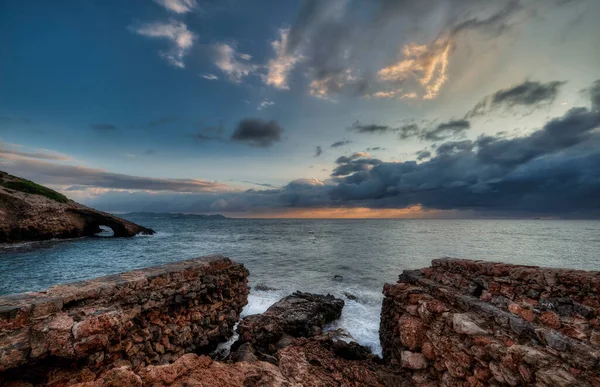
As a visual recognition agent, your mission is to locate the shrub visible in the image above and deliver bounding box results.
[0,175,69,203]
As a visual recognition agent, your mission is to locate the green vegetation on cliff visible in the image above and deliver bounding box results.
[0,171,68,203]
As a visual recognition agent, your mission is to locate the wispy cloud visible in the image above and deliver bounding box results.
[264,28,302,90]
[0,157,226,193]
[330,140,351,148]
[153,0,197,14]
[314,146,323,157]
[200,73,219,81]
[213,44,258,82]
[378,40,452,100]
[0,142,72,162]
[257,99,275,111]
[132,20,196,68]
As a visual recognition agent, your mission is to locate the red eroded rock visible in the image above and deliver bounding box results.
[398,315,425,351]
[539,311,561,329]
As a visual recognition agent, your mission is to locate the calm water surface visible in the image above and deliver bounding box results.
[2,216,599,354]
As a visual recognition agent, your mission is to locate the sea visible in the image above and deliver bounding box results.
[1,214,600,355]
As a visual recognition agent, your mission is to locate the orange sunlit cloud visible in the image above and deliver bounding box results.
[230,205,459,219]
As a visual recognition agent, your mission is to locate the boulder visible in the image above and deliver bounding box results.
[233,291,344,357]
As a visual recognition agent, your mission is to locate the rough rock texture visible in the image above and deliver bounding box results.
[69,337,404,387]
[0,256,249,386]
[0,171,154,243]
[381,258,600,386]
[233,291,344,358]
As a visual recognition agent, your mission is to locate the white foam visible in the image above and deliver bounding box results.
[243,289,383,356]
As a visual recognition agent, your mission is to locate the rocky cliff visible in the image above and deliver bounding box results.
[380,258,600,386]
[0,171,154,242]
[2,256,600,386]
[0,256,249,385]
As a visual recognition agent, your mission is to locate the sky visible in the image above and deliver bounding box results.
[1,0,599,218]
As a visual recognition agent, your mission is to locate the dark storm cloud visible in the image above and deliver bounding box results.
[314,146,323,157]
[467,80,566,117]
[349,121,396,134]
[475,107,600,167]
[326,99,600,214]
[330,140,352,148]
[148,116,179,127]
[90,123,117,130]
[231,118,283,147]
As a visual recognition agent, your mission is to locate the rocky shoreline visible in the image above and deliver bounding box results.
[1,256,599,386]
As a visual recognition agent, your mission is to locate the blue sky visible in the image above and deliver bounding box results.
[1,0,599,217]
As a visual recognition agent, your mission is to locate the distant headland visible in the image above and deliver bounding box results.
[124,212,228,219]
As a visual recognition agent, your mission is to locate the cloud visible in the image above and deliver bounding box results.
[132,20,196,68]
[213,44,258,82]
[0,158,226,193]
[75,95,600,216]
[416,150,431,160]
[308,69,360,101]
[351,118,470,142]
[377,39,452,100]
[230,118,283,147]
[257,99,275,111]
[330,140,351,148]
[0,142,72,161]
[148,116,178,127]
[89,123,117,130]
[335,152,370,164]
[264,28,302,90]
[326,99,600,214]
[200,73,219,80]
[349,121,396,134]
[277,0,560,101]
[314,146,323,157]
[467,80,567,117]
[153,0,197,14]
[332,157,382,177]
[584,79,600,112]
[399,124,420,140]
[422,119,471,141]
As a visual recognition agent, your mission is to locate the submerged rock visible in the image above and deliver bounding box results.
[343,291,358,301]
[0,171,154,243]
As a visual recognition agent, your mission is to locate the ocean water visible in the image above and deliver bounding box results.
[1,216,600,355]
